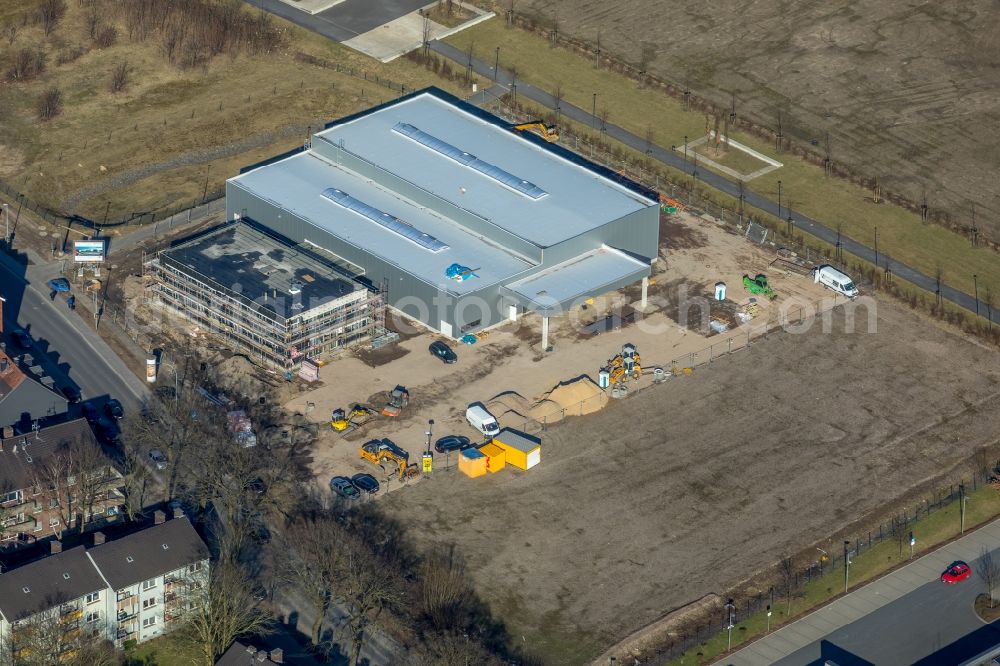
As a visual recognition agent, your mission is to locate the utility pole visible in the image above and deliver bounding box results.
[592,93,597,130]
[974,275,980,317]
[874,225,879,269]
[961,483,968,534]
[494,46,500,82]
[777,180,782,220]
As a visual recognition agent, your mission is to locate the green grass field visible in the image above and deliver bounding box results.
[446,19,1000,302]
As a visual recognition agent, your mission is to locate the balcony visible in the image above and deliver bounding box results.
[116,591,133,604]
[116,625,136,641]
[60,608,82,622]
[117,607,137,622]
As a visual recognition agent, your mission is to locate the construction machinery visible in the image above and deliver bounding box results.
[381,385,409,417]
[742,273,777,300]
[331,404,376,432]
[604,343,642,385]
[511,121,559,142]
[360,438,416,479]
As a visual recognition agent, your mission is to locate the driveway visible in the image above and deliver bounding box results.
[248,0,431,42]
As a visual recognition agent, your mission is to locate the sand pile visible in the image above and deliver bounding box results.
[487,391,532,420]
[537,375,608,417]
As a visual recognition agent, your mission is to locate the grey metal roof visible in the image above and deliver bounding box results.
[231,153,535,294]
[502,246,650,313]
[216,641,280,666]
[495,428,541,453]
[0,546,106,622]
[86,517,208,590]
[313,93,652,247]
[161,222,366,321]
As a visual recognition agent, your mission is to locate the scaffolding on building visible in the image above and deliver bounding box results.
[143,222,386,370]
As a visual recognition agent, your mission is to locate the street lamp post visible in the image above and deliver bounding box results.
[426,419,434,454]
[725,598,735,651]
[592,93,597,130]
[777,180,782,219]
[766,604,772,633]
[874,225,879,269]
[494,47,500,82]
[3,202,8,244]
[843,540,851,593]
[961,483,969,534]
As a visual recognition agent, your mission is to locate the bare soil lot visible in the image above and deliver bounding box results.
[511,0,1000,235]
[382,302,1000,664]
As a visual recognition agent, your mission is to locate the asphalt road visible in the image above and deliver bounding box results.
[773,551,1000,666]
[428,39,1000,327]
[0,252,147,414]
[247,0,429,42]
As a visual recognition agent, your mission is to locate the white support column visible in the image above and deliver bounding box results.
[541,316,549,351]
[508,304,518,321]
[641,277,649,309]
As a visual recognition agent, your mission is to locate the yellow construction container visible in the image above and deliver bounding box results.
[458,448,487,478]
[492,428,541,470]
[479,443,506,473]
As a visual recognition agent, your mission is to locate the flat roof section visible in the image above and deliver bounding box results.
[161,222,365,321]
[314,92,654,247]
[502,246,650,313]
[231,152,536,294]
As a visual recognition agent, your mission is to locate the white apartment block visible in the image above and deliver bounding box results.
[0,510,209,660]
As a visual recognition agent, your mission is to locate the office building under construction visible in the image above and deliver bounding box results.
[144,221,385,369]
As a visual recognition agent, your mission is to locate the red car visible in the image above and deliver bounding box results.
[941,561,971,584]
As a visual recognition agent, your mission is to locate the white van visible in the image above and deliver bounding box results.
[813,265,859,299]
[466,403,500,437]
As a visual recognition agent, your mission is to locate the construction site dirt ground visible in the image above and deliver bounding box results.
[284,209,835,488]
[377,301,1000,665]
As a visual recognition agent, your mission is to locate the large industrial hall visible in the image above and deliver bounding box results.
[225,87,661,347]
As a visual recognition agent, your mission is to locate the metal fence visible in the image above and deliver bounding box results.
[496,297,838,437]
[645,471,993,664]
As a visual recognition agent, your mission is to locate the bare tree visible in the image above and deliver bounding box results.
[3,22,17,46]
[279,513,344,645]
[778,556,798,616]
[38,0,67,36]
[110,60,130,93]
[976,547,1000,608]
[7,48,44,81]
[338,533,403,666]
[94,24,117,49]
[180,560,272,665]
[37,88,62,121]
[419,544,470,630]
[3,600,115,666]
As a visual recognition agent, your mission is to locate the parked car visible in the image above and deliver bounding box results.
[429,340,458,364]
[330,476,361,500]
[351,473,380,495]
[941,561,971,584]
[95,417,120,444]
[104,399,124,420]
[61,385,81,404]
[148,449,168,471]
[435,435,472,453]
[81,402,99,423]
[11,328,31,349]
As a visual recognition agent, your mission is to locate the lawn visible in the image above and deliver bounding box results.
[124,633,202,666]
[693,142,771,176]
[670,484,1000,665]
[446,19,1000,301]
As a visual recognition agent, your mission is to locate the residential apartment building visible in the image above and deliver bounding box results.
[0,512,209,661]
[0,418,125,551]
[0,346,67,429]
[87,512,210,646]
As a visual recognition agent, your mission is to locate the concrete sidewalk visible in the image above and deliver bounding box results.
[722,517,1000,665]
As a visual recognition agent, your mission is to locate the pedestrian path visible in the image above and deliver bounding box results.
[723,517,1000,665]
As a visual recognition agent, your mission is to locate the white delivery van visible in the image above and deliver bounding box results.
[814,265,859,298]
[466,403,500,437]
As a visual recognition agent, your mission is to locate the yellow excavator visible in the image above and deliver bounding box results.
[511,121,559,142]
[331,404,376,432]
[360,438,417,480]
